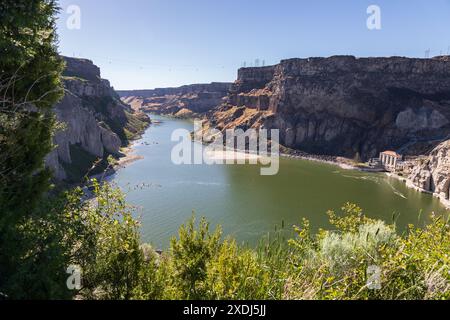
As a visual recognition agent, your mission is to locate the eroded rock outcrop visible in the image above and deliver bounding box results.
[46,57,150,183]
[408,140,450,207]
[207,56,450,160]
[118,82,231,118]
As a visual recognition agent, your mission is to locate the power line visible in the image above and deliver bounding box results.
[71,54,241,71]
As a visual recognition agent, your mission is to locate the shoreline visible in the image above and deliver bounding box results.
[98,143,144,181]
[117,144,144,169]
[105,115,450,211]
[280,152,362,171]
[90,113,152,182]
[386,172,450,210]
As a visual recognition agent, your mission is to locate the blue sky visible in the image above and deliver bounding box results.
[56,0,450,90]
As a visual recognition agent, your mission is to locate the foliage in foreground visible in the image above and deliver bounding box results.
[8,181,448,300]
[0,0,64,298]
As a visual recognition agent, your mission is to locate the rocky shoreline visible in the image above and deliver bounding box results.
[399,140,450,210]
[280,152,359,170]
[113,144,145,172]
[283,150,450,210]
[284,147,450,210]
[105,113,450,212]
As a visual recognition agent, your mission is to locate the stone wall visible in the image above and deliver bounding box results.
[408,140,450,207]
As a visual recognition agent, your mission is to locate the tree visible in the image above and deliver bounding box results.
[0,0,64,298]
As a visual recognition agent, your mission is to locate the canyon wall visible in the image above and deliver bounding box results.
[46,57,150,183]
[207,56,450,160]
[118,82,231,118]
[408,139,450,207]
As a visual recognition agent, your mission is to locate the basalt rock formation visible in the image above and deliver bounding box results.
[118,82,231,118]
[206,56,450,160]
[45,57,150,183]
[408,139,450,207]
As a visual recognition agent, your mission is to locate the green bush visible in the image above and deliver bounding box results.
[167,217,221,299]
[61,180,149,300]
[205,239,272,300]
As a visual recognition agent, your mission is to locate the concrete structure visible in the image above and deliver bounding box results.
[379,151,403,171]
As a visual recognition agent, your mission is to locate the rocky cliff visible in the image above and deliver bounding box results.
[118,82,231,118]
[408,140,450,207]
[46,57,150,183]
[206,56,450,160]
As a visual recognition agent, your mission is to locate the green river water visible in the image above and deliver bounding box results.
[110,115,449,248]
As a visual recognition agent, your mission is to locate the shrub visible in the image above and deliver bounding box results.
[0,0,64,298]
[167,217,221,299]
[206,239,272,300]
[61,194,450,301]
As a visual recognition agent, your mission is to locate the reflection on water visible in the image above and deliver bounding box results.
[110,115,449,248]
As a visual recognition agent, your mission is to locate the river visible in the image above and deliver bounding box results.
[110,115,449,248]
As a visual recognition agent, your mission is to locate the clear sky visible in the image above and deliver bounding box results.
[56,0,450,90]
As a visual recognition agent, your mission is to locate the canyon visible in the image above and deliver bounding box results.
[206,55,450,161]
[45,57,150,183]
[38,53,450,233]
[48,54,450,207]
[118,55,450,208]
[209,56,450,208]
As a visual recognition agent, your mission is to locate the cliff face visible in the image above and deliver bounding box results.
[46,57,150,183]
[408,140,450,207]
[118,82,231,118]
[207,56,450,159]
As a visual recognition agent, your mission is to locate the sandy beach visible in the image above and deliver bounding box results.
[116,145,144,168]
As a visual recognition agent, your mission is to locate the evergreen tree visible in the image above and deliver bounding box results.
[0,0,64,298]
